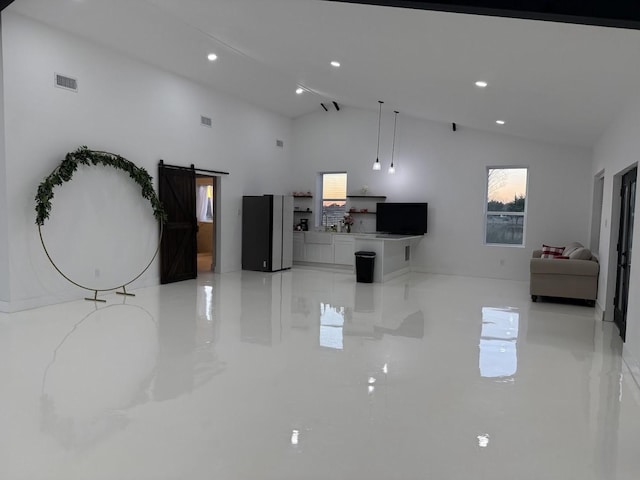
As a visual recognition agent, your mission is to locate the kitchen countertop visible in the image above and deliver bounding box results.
[297,231,423,241]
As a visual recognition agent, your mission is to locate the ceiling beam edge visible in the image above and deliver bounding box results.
[0,0,14,12]
[324,1,640,30]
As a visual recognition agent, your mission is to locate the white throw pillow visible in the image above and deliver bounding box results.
[563,242,583,257]
[568,247,592,260]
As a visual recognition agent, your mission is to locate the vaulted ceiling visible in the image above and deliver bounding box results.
[9,0,640,147]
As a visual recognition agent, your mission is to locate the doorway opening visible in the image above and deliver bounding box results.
[590,171,605,253]
[196,176,216,273]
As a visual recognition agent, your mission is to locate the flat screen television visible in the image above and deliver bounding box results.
[376,202,428,235]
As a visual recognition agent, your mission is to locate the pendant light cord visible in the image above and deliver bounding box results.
[376,101,383,160]
[391,111,399,166]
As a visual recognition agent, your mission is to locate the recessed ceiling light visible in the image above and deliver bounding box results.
[296,87,304,95]
[207,53,218,62]
[475,81,488,88]
[330,61,341,68]
[496,120,505,125]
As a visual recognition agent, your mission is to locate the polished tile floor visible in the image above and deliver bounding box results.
[1,268,640,480]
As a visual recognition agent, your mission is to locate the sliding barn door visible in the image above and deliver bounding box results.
[159,162,197,284]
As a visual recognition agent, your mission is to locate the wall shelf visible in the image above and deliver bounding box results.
[294,210,313,214]
[293,195,313,198]
[347,195,386,199]
[348,211,376,215]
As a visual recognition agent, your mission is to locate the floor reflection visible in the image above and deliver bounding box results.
[374,311,425,339]
[319,303,345,350]
[154,283,225,400]
[40,285,225,450]
[240,272,292,345]
[317,292,424,349]
[4,269,640,479]
[40,304,158,449]
[479,307,519,379]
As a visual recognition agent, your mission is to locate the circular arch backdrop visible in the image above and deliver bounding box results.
[35,146,166,296]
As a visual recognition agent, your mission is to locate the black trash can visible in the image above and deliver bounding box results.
[355,251,376,283]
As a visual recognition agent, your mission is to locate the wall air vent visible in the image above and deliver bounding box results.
[276,139,284,148]
[200,115,212,127]
[54,73,78,92]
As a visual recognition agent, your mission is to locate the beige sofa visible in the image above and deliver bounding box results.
[530,242,599,306]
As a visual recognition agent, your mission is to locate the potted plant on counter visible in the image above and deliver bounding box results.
[342,213,354,233]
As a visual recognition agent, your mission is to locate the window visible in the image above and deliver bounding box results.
[319,172,347,227]
[485,167,528,245]
[196,185,214,222]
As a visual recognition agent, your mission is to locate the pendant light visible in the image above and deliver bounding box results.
[388,111,399,174]
[373,100,383,171]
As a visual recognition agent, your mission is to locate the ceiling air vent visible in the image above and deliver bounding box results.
[276,139,284,148]
[54,73,78,92]
[200,115,212,127]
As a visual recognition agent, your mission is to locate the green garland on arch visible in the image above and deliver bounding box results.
[35,146,167,226]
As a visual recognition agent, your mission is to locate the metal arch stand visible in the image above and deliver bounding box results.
[85,290,107,303]
[39,224,163,303]
[116,285,135,297]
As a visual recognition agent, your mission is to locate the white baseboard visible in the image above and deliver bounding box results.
[383,266,411,282]
[1,291,83,312]
[0,276,161,313]
[293,262,354,274]
[410,266,430,274]
[623,349,640,393]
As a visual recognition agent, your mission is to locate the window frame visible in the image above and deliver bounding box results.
[317,171,348,228]
[484,166,529,247]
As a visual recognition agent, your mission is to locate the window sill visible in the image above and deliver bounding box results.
[484,243,525,248]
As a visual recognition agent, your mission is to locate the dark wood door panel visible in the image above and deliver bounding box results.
[614,167,636,341]
[159,162,197,284]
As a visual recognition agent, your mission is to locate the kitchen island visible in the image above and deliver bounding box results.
[293,231,423,282]
[352,234,423,282]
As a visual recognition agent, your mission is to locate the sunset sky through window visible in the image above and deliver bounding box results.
[488,168,527,203]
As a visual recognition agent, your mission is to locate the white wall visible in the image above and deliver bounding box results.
[592,93,640,384]
[291,107,592,281]
[0,20,9,305]
[1,13,292,311]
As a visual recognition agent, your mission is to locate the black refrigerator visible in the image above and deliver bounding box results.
[242,195,294,272]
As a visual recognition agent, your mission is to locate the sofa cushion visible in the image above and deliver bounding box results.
[568,247,592,260]
[563,242,583,257]
[541,244,565,259]
[530,257,599,276]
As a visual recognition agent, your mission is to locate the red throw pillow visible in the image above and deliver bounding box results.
[541,244,564,259]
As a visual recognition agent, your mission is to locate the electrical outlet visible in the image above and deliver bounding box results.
[499,259,505,266]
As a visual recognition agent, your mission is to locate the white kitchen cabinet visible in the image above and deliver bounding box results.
[333,235,355,266]
[305,243,334,263]
[293,232,305,262]
[293,232,356,267]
